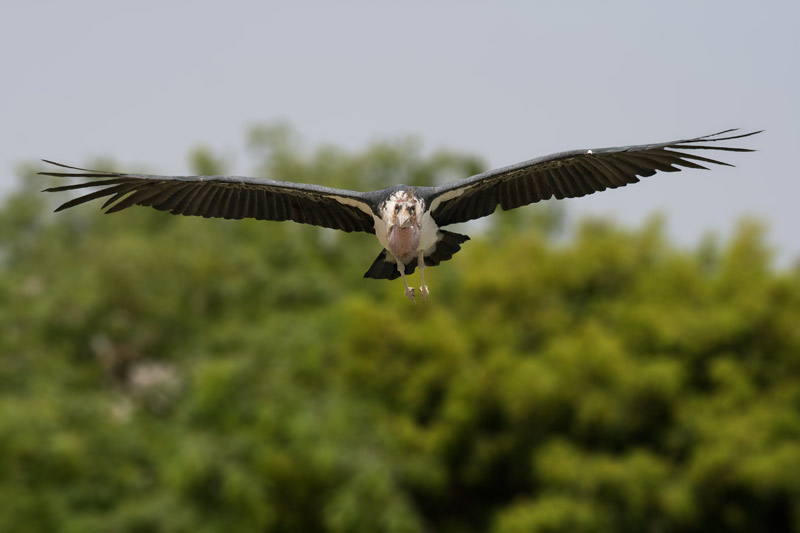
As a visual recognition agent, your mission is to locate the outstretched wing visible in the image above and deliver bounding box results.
[39,161,378,234]
[427,129,761,227]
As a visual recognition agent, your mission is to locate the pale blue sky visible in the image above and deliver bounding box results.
[4,1,797,263]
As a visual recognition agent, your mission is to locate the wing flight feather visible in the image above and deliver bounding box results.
[427,129,761,226]
[40,161,377,234]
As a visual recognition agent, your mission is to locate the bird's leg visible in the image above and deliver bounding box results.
[397,261,415,303]
[418,251,429,301]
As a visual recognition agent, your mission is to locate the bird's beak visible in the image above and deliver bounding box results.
[397,212,413,228]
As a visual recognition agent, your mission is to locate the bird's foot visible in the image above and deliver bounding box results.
[420,285,429,302]
[404,286,416,304]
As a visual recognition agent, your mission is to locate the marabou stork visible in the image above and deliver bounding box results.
[40,129,760,302]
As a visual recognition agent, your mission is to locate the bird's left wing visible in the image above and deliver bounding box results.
[426,129,761,227]
[39,161,378,234]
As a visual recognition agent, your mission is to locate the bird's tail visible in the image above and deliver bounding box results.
[363,230,470,280]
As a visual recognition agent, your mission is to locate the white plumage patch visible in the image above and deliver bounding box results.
[329,195,374,216]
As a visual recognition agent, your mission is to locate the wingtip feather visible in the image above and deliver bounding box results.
[692,129,763,143]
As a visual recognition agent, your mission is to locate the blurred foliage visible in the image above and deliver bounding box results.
[2,126,799,532]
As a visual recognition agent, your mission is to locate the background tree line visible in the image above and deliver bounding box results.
[2,124,799,532]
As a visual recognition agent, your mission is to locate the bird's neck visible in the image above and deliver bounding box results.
[387,224,420,263]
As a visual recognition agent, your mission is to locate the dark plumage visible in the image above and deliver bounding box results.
[40,129,760,302]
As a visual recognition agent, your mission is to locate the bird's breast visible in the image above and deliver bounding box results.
[387,225,420,263]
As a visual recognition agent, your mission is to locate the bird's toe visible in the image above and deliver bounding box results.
[405,287,416,304]
[420,285,429,302]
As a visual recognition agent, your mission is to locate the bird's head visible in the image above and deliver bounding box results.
[387,190,420,229]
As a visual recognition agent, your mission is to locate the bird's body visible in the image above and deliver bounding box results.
[40,129,760,302]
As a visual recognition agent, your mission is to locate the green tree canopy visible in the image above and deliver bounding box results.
[2,125,799,532]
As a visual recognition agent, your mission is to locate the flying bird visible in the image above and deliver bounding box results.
[40,129,760,302]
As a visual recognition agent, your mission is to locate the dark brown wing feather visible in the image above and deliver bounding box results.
[39,161,377,234]
[426,129,761,226]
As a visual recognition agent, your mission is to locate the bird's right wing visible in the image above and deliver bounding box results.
[39,161,378,234]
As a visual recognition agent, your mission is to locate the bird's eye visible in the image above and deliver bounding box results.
[395,205,401,212]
